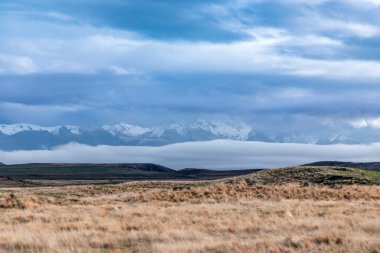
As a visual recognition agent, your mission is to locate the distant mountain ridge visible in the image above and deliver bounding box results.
[1,119,380,150]
[0,124,80,135]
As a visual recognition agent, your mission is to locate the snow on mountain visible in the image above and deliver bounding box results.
[0,124,80,136]
[317,134,351,144]
[102,123,151,137]
[2,120,380,151]
[148,123,186,137]
[49,126,81,135]
[188,119,252,140]
[0,124,55,135]
[64,126,81,135]
[1,120,253,139]
[145,120,252,140]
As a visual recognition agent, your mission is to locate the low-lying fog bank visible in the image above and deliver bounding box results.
[1,140,380,170]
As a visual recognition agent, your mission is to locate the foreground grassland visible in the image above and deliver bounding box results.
[0,177,379,253]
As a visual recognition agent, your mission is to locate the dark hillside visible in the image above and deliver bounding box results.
[0,163,259,182]
[304,161,380,171]
[237,166,380,185]
[177,168,262,180]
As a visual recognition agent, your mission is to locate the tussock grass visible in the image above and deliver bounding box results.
[0,181,379,252]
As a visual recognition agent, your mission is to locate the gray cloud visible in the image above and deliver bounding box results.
[1,0,380,134]
[1,140,380,169]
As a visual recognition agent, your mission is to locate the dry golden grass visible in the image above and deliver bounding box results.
[0,181,379,253]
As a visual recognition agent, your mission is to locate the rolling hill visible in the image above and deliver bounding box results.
[237,165,380,185]
[0,163,259,184]
[303,161,380,171]
[1,161,380,187]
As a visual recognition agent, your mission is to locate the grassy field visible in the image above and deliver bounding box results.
[0,166,379,252]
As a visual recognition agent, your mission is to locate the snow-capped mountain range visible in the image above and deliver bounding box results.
[0,124,80,136]
[1,119,380,150]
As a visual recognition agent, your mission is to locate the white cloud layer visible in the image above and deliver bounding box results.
[299,13,380,38]
[350,118,380,128]
[1,140,380,169]
[3,33,380,79]
[270,0,380,7]
[0,55,38,74]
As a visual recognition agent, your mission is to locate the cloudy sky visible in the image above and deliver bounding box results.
[1,0,380,132]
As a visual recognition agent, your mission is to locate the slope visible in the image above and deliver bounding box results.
[237,166,380,185]
[0,163,259,182]
[303,161,380,171]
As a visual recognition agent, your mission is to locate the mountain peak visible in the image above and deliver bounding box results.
[187,119,252,140]
[2,119,380,151]
[0,124,80,136]
[102,123,151,137]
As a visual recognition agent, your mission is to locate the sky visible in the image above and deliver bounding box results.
[1,0,380,133]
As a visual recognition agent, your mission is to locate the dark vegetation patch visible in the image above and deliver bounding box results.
[237,166,380,186]
[0,163,260,187]
[304,161,380,171]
